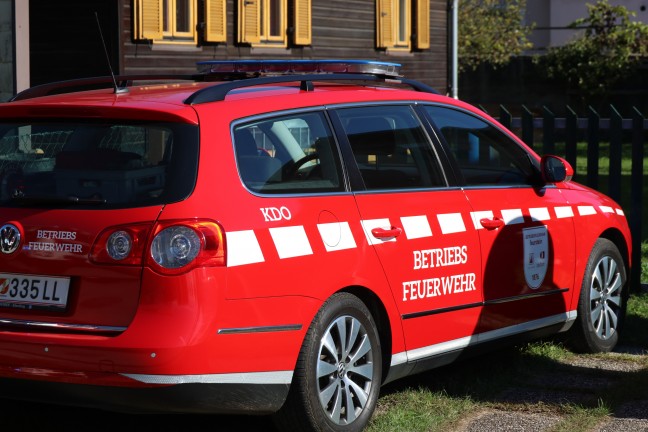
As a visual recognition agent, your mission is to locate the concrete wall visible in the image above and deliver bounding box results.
[526,0,648,50]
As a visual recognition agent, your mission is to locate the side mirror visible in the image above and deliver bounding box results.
[540,155,573,184]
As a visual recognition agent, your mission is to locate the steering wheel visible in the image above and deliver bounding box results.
[287,153,319,178]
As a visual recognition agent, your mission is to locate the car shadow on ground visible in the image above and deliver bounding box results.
[0,399,278,432]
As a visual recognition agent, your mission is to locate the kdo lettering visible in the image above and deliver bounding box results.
[260,206,292,222]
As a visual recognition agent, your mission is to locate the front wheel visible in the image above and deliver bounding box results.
[569,238,627,353]
[274,292,382,432]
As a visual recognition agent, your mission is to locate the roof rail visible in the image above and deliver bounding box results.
[10,74,203,102]
[184,74,439,105]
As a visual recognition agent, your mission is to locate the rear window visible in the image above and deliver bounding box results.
[0,121,198,208]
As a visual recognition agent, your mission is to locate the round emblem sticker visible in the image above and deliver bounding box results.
[0,223,21,254]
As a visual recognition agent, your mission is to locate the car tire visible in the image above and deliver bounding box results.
[273,292,382,432]
[569,238,627,353]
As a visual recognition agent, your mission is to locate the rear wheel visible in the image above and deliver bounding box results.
[274,292,382,432]
[570,238,627,353]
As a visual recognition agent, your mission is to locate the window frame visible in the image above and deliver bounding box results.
[237,0,311,47]
[133,0,198,44]
[231,109,348,196]
[331,104,448,192]
[376,0,430,51]
[162,0,195,40]
[421,104,541,188]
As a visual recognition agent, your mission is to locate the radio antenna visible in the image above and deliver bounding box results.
[95,12,128,94]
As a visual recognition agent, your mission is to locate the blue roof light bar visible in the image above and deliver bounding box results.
[197,59,402,77]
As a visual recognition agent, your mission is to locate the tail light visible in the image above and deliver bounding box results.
[90,219,225,275]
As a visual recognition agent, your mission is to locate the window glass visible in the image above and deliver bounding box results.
[0,121,199,208]
[268,0,282,37]
[175,0,191,32]
[163,0,170,32]
[398,0,408,44]
[234,112,344,194]
[424,106,537,186]
[337,106,444,190]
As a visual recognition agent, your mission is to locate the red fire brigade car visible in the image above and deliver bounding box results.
[0,60,631,432]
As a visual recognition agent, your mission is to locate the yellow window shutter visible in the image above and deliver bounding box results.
[138,0,163,40]
[205,0,227,42]
[293,0,312,45]
[416,0,430,49]
[376,0,394,48]
[238,0,261,44]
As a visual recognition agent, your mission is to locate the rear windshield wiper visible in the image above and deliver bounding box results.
[9,194,107,206]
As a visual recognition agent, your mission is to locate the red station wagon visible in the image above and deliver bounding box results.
[0,60,631,432]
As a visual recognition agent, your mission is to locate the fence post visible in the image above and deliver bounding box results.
[522,105,534,150]
[542,106,555,155]
[499,105,512,130]
[630,107,645,291]
[609,105,622,203]
[565,106,578,172]
[587,106,600,190]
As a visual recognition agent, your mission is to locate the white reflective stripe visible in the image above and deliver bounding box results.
[616,208,625,216]
[122,371,293,385]
[317,222,357,252]
[226,230,265,267]
[578,205,597,216]
[529,207,551,221]
[436,213,466,234]
[360,218,395,245]
[469,211,494,230]
[400,215,433,239]
[269,226,313,259]
[554,206,574,218]
[501,208,524,225]
[406,311,577,362]
[599,206,614,213]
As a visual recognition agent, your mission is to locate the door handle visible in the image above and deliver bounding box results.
[371,226,402,239]
[480,217,504,230]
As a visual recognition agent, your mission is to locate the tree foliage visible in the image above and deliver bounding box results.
[539,0,648,96]
[459,0,533,71]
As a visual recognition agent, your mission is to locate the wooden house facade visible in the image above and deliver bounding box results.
[8,0,448,98]
[123,0,448,90]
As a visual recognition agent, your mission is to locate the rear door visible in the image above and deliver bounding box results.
[421,105,577,334]
[331,105,484,361]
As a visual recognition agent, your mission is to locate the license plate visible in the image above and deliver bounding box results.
[0,273,70,311]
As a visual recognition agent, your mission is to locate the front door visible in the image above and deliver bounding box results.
[422,105,576,335]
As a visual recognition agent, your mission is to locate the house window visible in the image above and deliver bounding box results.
[238,0,312,47]
[133,0,227,44]
[162,0,194,39]
[377,0,429,51]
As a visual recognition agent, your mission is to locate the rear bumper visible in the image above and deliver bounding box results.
[0,376,290,414]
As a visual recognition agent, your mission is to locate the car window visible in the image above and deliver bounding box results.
[336,105,444,190]
[424,106,537,186]
[233,111,344,194]
[0,121,198,207]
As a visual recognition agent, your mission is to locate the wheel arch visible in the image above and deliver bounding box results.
[341,285,395,383]
[600,228,631,284]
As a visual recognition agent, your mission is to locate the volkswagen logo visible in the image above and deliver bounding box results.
[0,224,21,254]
